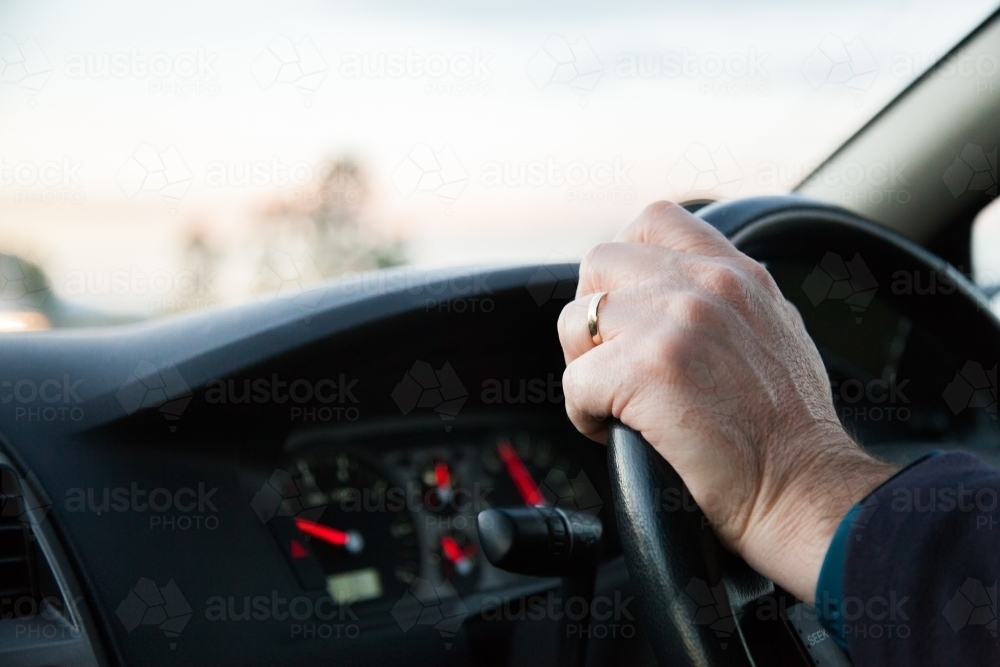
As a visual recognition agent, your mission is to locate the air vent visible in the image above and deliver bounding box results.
[0,466,38,602]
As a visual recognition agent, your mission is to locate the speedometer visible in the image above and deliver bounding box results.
[288,449,420,606]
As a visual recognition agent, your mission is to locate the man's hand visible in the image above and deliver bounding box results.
[557,201,897,603]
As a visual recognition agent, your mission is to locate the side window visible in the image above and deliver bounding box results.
[971,198,1000,310]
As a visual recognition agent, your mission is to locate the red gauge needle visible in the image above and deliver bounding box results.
[294,517,364,554]
[497,440,545,506]
[434,461,452,503]
[440,535,474,576]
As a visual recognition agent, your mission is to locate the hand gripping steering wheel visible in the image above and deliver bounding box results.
[606,195,1000,666]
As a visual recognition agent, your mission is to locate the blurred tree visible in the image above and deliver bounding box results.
[183,158,405,305]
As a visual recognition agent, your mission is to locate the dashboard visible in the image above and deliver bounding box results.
[0,265,641,667]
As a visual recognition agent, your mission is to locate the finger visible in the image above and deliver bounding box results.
[614,201,739,258]
[562,336,652,445]
[562,344,622,444]
[557,289,630,364]
[575,241,686,298]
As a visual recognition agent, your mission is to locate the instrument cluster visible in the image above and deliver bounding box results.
[268,427,604,615]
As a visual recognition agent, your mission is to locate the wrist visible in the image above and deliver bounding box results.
[739,430,897,603]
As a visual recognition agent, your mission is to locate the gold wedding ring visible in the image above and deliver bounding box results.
[587,291,607,345]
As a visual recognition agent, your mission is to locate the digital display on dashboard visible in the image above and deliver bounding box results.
[326,568,384,605]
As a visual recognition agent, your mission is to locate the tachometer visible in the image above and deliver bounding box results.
[288,449,420,606]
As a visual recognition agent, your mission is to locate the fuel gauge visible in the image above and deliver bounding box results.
[436,531,478,581]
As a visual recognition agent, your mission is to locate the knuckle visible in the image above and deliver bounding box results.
[785,298,806,325]
[744,258,771,283]
[582,242,612,266]
[742,258,780,294]
[673,292,721,327]
[641,200,682,220]
[650,328,690,376]
[562,363,582,399]
[556,303,572,338]
[700,263,746,303]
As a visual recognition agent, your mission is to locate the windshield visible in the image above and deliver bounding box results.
[1,0,997,325]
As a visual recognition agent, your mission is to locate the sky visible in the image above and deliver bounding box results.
[1,0,997,317]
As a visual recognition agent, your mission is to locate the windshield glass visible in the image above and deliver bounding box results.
[2,0,997,325]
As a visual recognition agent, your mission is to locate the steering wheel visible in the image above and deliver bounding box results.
[606,195,1000,666]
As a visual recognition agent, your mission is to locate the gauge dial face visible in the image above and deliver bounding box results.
[434,529,478,583]
[483,434,567,508]
[411,450,482,594]
[483,433,604,521]
[289,449,419,606]
[410,436,585,594]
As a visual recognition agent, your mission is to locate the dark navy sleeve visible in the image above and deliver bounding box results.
[818,451,999,665]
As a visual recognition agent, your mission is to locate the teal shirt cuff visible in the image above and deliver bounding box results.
[815,503,858,650]
[813,451,941,651]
